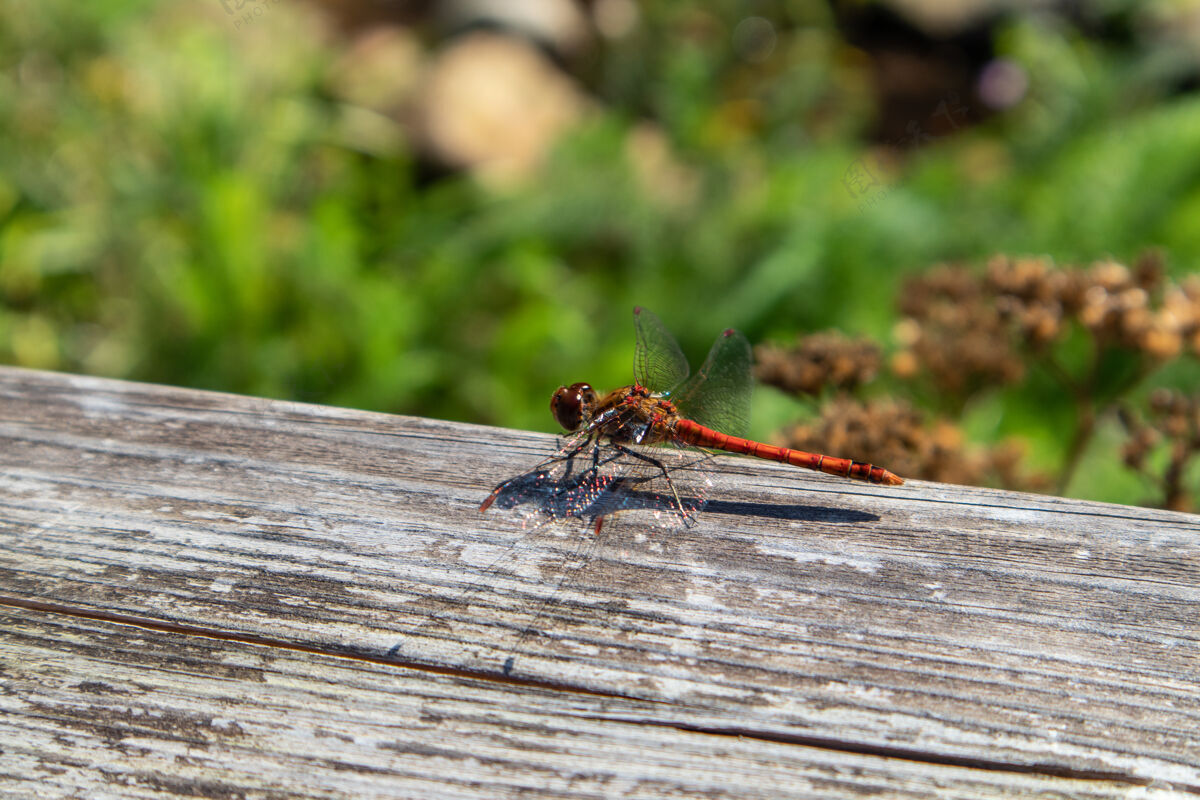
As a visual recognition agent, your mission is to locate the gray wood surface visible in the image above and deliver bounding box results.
[0,365,1197,798]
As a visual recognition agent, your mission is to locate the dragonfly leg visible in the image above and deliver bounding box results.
[610,443,694,525]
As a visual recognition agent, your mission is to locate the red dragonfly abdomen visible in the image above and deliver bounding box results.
[673,419,904,486]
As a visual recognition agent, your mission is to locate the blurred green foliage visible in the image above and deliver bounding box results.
[1,0,1198,505]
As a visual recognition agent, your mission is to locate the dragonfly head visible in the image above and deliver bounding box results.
[551,382,596,432]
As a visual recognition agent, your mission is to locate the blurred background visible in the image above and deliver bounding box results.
[2,0,1199,508]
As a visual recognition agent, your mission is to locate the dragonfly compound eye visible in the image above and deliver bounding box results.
[551,382,595,431]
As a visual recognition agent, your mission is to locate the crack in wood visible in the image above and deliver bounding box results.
[627,719,1174,789]
[0,595,642,702]
[5,595,1194,794]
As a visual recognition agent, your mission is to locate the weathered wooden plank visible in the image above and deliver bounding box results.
[0,366,1198,795]
[1,607,1147,800]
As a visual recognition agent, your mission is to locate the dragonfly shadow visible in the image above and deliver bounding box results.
[703,499,879,525]
[485,464,703,527]
[486,465,878,527]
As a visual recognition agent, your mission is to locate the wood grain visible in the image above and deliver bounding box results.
[1,609,1148,800]
[0,366,1197,798]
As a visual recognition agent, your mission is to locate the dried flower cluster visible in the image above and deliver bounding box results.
[893,253,1200,400]
[759,253,1198,506]
[754,332,880,397]
[1119,389,1200,512]
[776,398,1041,490]
[984,252,1200,359]
[892,265,1025,399]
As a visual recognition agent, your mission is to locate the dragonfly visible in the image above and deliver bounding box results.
[480,307,903,532]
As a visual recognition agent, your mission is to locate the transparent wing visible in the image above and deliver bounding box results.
[437,427,716,677]
[482,411,712,532]
[670,328,753,438]
[633,307,690,393]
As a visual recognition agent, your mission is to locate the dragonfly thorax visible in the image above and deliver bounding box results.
[551,382,597,432]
